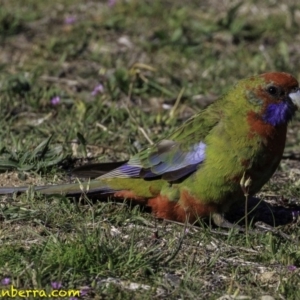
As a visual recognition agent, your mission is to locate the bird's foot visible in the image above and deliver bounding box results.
[211,213,244,231]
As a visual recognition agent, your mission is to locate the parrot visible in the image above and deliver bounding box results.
[1,72,300,227]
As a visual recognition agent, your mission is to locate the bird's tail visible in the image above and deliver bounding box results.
[0,161,129,196]
[0,179,112,196]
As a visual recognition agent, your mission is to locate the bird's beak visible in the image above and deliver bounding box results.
[289,88,300,108]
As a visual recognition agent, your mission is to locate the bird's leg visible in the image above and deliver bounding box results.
[211,213,244,231]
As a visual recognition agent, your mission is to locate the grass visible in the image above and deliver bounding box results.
[1,0,300,299]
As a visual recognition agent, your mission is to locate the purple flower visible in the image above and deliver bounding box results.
[51,281,62,289]
[69,298,78,300]
[108,0,116,7]
[64,16,77,25]
[91,84,104,96]
[1,277,10,285]
[50,96,60,105]
[287,265,297,271]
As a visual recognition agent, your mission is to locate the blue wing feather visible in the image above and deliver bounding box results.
[101,140,206,182]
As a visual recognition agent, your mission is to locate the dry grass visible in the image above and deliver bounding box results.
[0,0,300,299]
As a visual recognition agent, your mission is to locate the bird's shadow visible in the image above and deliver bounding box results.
[68,193,300,227]
[224,196,300,227]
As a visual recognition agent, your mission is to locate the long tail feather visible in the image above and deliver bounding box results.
[0,180,113,196]
[0,161,130,196]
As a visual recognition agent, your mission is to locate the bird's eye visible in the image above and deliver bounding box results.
[267,86,278,95]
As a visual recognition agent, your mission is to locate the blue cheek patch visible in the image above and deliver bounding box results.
[263,101,295,126]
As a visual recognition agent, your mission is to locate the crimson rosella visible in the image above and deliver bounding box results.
[1,72,300,226]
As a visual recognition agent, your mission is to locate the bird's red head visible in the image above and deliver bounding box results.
[249,72,300,126]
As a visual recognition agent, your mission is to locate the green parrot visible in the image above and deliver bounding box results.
[1,72,300,227]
